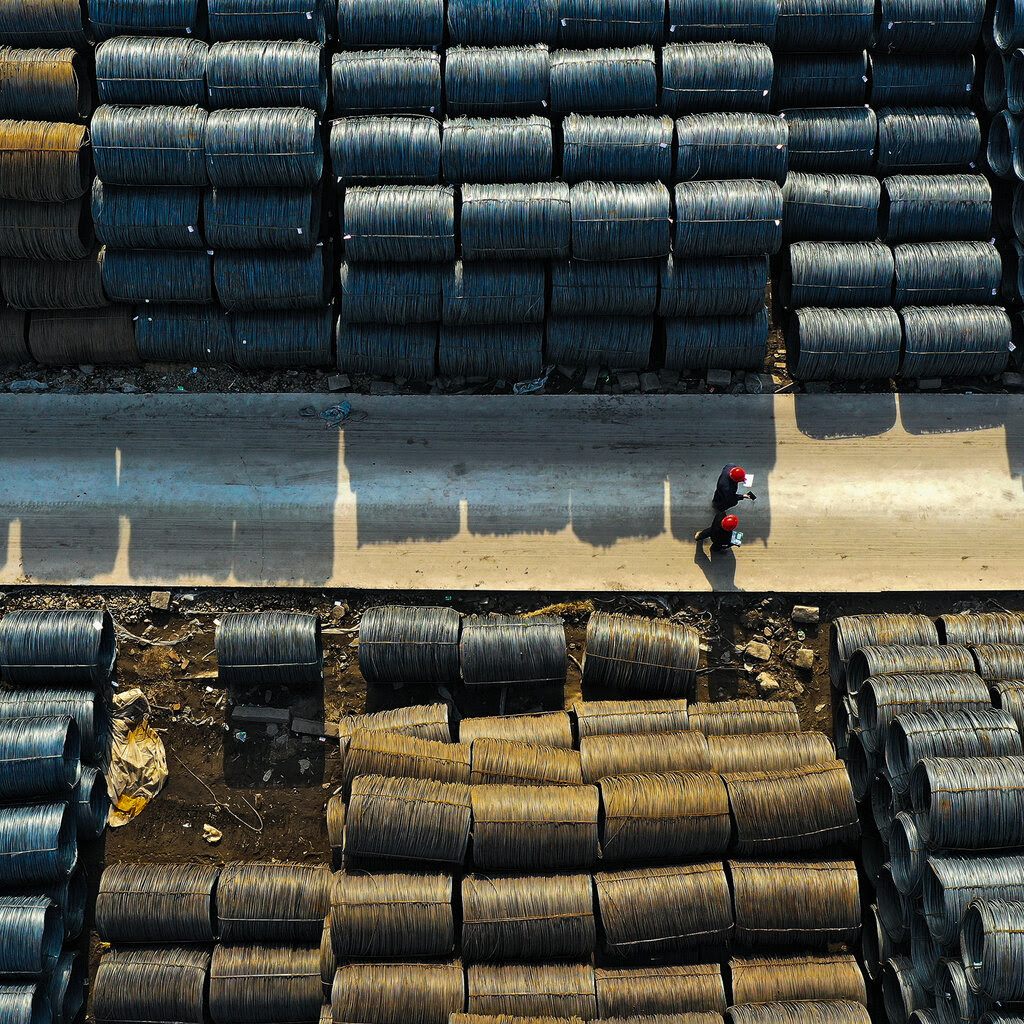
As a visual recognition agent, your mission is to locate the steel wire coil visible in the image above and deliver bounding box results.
[598,1012,726,1024]
[663,311,769,371]
[730,956,866,1005]
[320,914,334,988]
[94,946,210,1024]
[331,50,441,115]
[862,836,885,890]
[782,173,879,242]
[439,324,543,379]
[661,44,773,115]
[8,869,87,942]
[204,186,320,250]
[330,871,453,958]
[460,713,572,748]
[579,731,710,782]
[728,1002,869,1024]
[547,258,658,314]
[209,945,322,1024]
[870,55,975,107]
[0,47,88,122]
[48,950,85,1024]
[987,51,1008,115]
[447,0,557,44]
[997,0,1024,48]
[595,964,726,1016]
[95,862,219,943]
[834,697,854,760]
[771,53,868,109]
[442,117,552,184]
[442,261,546,325]
[674,180,782,257]
[599,770,730,862]
[214,247,330,311]
[0,197,91,262]
[572,698,689,738]
[470,739,583,786]
[331,117,440,185]
[788,306,902,381]
[0,306,28,363]
[667,0,777,43]
[707,731,835,773]
[545,316,653,369]
[562,115,673,184]
[0,897,61,978]
[135,304,232,363]
[445,46,550,116]
[345,774,472,865]
[876,861,913,942]
[730,860,860,948]
[830,612,939,687]
[93,182,202,251]
[0,121,89,202]
[327,797,344,863]
[883,957,931,1024]
[207,0,327,41]
[943,611,1024,644]
[893,242,1000,307]
[990,682,1024,734]
[935,957,993,1024]
[357,605,460,682]
[336,704,451,743]
[848,643,975,695]
[336,321,438,378]
[780,107,876,174]
[595,862,733,958]
[658,255,767,317]
[581,612,699,697]
[1009,50,1024,116]
[207,42,326,113]
[774,0,873,49]
[460,614,566,688]
[862,904,894,981]
[876,108,980,175]
[781,242,893,308]
[206,108,322,188]
[344,730,470,787]
[900,305,1011,378]
[86,0,199,39]
[470,783,599,870]
[91,105,207,187]
[550,47,657,114]
[569,182,670,260]
[0,609,115,686]
[333,962,462,1024]
[101,248,212,304]
[335,0,442,46]
[461,873,594,963]
[467,964,597,1018]
[0,716,79,802]
[923,853,1024,946]
[0,0,87,47]
[885,706,1022,794]
[557,0,664,45]
[216,611,322,687]
[972,643,1024,679]
[890,811,925,895]
[870,772,907,842]
[343,185,454,262]
[675,114,786,183]
[0,984,50,1024]
[340,262,444,324]
[460,183,569,261]
[218,863,329,944]
[874,0,984,53]
[687,699,801,735]
[94,38,208,107]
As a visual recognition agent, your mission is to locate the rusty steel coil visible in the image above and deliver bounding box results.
[466,963,597,1019]
[0,306,27,362]
[336,704,451,743]
[28,307,137,364]
[971,643,1024,680]
[846,644,976,695]
[320,914,333,989]
[460,614,567,688]
[357,605,462,685]
[687,700,801,735]
[729,956,867,1005]
[94,946,210,1024]
[727,1002,870,1024]
[729,860,861,949]
[343,730,471,789]
[330,871,454,958]
[0,197,92,260]
[993,681,1024,734]
[333,963,464,1024]
[470,739,583,786]
[598,770,730,863]
[461,873,595,963]
[209,945,322,1024]
[723,760,860,855]
[217,862,330,944]
[0,47,89,122]
[938,611,1024,645]
[0,121,89,202]
[596,1015,723,1024]
[707,732,835,773]
[460,713,573,748]
[830,613,939,688]
[594,964,726,1017]
[582,612,699,697]
[451,1017,584,1024]
[2,254,106,311]
[579,731,710,782]
[572,699,689,738]
[326,796,344,859]
[594,863,733,959]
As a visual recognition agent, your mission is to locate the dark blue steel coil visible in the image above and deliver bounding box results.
[95,38,208,107]
[562,114,673,183]
[208,0,327,42]
[550,46,657,114]
[7,870,87,942]
[569,181,671,260]
[893,241,1001,306]
[335,0,442,47]
[214,246,331,310]
[0,0,87,48]
[781,241,895,307]
[447,0,557,44]
[205,107,323,188]
[0,47,90,123]
[674,113,787,182]
[667,0,778,43]
[331,117,440,185]
[674,179,783,256]
[100,248,212,304]
[48,951,85,1024]
[232,309,333,367]
[87,0,200,41]
[442,261,546,324]
[75,766,109,840]
[876,107,980,174]
[0,691,107,763]
[900,305,1011,377]
[336,321,438,378]
[549,259,659,315]
[987,112,1020,180]
[204,187,321,250]
[657,254,769,316]
[870,55,975,107]
[92,181,203,250]
[788,305,902,380]
[0,984,48,1024]
[997,0,1024,48]
[556,0,664,46]
[207,42,327,112]
[771,52,868,108]
[782,172,880,240]
[1012,183,1024,238]
[1009,49,1024,114]
[439,324,544,379]
[135,305,233,363]
[0,897,61,977]
[441,117,553,183]
[780,106,877,173]
[0,197,93,261]
[0,804,76,884]
[460,182,571,260]
[0,307,28,364]
[545,316,653,368]
[1007,240,1024,307]
[91,105,208,187]
[663,310,769,370]
[774,0,873,50]
[340,261,444,323]
[987,51,1008,114]
[874,0,984,54]
[343,185,455,262]
[445,46,550,116]
[661,43,773,114]
[0,608,116,686]
[331,50,441,116]
[0,717,79,801]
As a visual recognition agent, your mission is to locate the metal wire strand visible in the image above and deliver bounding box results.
[331,117,441,185]
[545,316,653,370]
[91,105,207,187]
[101,247,212,304]
[900,305,1011,379]
[936,957,992,1024]
[569,182,670,261]
[0,196,91,262]
[0,984,50,1024]
[580,731,710,782]
[0,609,116,686]
[86,0,199,40]
[707,731,835,773]
[441,261,545,325]
[94,946,208,1023]
[459,614,566,688]
[548,260,656,317]
[442,117,552,184]
[782,173,879,242]
[923,853,1024,947]
[217,863,329,944]
[661,44,773,115]
[209,945,323,1024]
[730,956,866,1006]
[830,612,940,687]
[214,246,331,311]
[331,49,441,116]
[663,310,769,372]
[216,611,322,688]
[788,306,902,382]
[343,185,455,262]
[595,964,727,1017]
[470,739,583,786]
[439,323,544,380]
[0,716,80,803]
[445,46,551,116]
[461,713,573,748]
[466,963,597,1018]
[135,304,232,363]
[28,306,137,364]
[460,182,570,261]
[0,0,87,47]
[869,55,975,107]
[332,962,464,1024]
[883,954,930,1024]
[207,0,327,43]
[204,186,320,251]
[92,182,203,251]
[771,52,868,109]
[573,699,689,738]
[336,321,439,378]
[0,47,89,121]
[675,114,786,184]
[728,1002,870,1024]
[780,107,877,173]
[562,115,673,184]
[942,611,1024,645]
[447,0,558,44]
[876,107,980,175]
[549,46,657,115]
[657,255,767,318]
[781,242,893,309]
[674,180,782,257]
[336,704,451,744]
[893,242,1000,307]
[48,949,85,1024]
[774,0,873,50]
[687,699,801,735]
[0,897,61,978]
[206,107,322,188]
[335,0,442,46]
[890,810,925,896]
[343,730,470,789]
[0,120,90,202]
[847,643,976,696]
[94,37,208,107]
[207,42,326,113]
[874,0,984,54]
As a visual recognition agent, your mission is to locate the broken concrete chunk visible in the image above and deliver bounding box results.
[791,605,820,624]
[616,371,640,393]
[639,372,660,394]
[291,717,330,738]
[327,373,350,392]
[581,366,600,392]
[793,648,815,670]
[745,640,771,661]
[756,671,779,692]
[706,369,732,389]
[231,706,292,726]
[149,591,171,612]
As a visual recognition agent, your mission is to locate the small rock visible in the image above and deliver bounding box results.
[369,381,398,395]
[699,642,712,653]
[78,364,95,375]
[121,384,139,393]
[745,372,782,394]
[803,381,831,393]
[557,365,577,379]
[740,611,760,630]
[266,724,279,737]
[616,371,640,393]
[763,626,773,638]
[793,681,805,695]
[756,671,780,692]
[581,366,600,392]
[639,372,660,394]
[792,648,815,670]
[1002,371,1024,388]
[292,717,330,738]
[449,375,466,389]
[658,368,680,389]
[394,376,408,387]
[327,373,350,392]
[706,369,732,389]
[149,590,171,612]
[231,705,292,726]
[791,604,820,624]
[918,377,942,391]
[745,640,772,661]
[330,603,348,621]
[9,379,47,392]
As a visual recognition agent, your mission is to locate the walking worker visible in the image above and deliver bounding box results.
[712,464,755,512]
[695,512,739,552]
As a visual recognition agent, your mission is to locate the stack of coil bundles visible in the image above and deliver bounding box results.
[216,611,323,690]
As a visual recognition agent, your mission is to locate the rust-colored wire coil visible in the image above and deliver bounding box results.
[687,700,801,735]
[0,48,89,122]
[336,704,451,743]
[579,731,710,782]
[727,1001,870,1024]
[594,964,727,1017]
[93,946,210,1024]
[729,955,867,1005]
[209,945,323,1024]
[333,962,464,1024]
[343,729,470,789]
[707,732,835,773]
[217,862,330,944]
[0,121,90,201]
[28,306,137,364]
[466,963,597,1019]
[572,699,690,738]
[0,196,92,260]
[470,739,584,786]
[2,254,107,311]
[460,713,574,748]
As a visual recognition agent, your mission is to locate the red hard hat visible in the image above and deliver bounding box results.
[729,466,746,482]
[722,514,739,530]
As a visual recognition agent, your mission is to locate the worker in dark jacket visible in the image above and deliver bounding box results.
[695,512,739,552]
[712,464,754,512]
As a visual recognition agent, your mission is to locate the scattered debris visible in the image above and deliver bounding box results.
[745,640,772,661]
[203,824,222,844]
[756,671,780,692]
[791,605,820,624]
[706,369,732,389]
[108,689,168,828]
[792,648,815,670]
[231,706,291,726]
[327,373,350,392]
[8,379,47,392]
[149,591,172,612]
[513,365,554,395]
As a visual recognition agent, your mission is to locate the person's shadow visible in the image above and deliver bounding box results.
[694,537,742,592]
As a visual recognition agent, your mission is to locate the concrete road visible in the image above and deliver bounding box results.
[0,392,1021,592]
